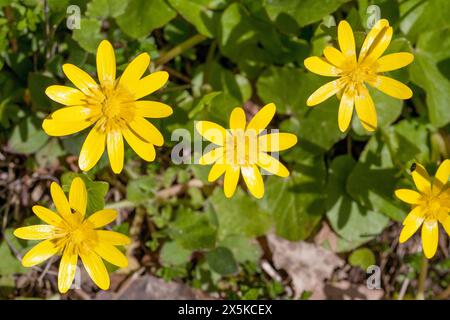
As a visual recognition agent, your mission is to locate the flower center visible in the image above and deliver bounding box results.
[66,221,96,245]
[341,59,377,86]
[225,130,258,165]
[422,190,450,220]
[102,96,122,118]
[97,84,136,131]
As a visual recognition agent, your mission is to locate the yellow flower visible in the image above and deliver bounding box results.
[14,177,130,293]
[195,103,297,199]
[395,160,450,259]
[304,19,414,132]
[43,40,172,174]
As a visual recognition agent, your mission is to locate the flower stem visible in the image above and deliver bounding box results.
[156,34,207,66]
[416,254,428,300]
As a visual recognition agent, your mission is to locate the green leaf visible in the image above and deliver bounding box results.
[194,62,252,103]
[86,0,129,18]
[8,116,49,154]
[206,246,238,275]
[326,155,390,252]
[193,92,239,127]
[168,209,217,250]
[400,0,450,40]
[219,3,308,76]
[126,176,156,205]
[207,188,271,239]
[116,0,176,39]
[346,134,407,222]
[348,247,376,270]
[257,66,344,153]
[61,173,109,215]
[260,156,327,241]
[384,119,430,164]
[0,240,26,276]
[220,235,262,264]
[72,18,103,53]
[410,28,450,128]
[167,0,219,37]
[27,72,56,111]
[35,138,65,167]
[264,0,350,28]
[160,241,192,266]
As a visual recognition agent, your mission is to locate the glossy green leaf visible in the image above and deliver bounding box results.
[260,156,327,241]
[116,0,176,39]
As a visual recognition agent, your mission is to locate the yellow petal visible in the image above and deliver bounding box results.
[128,117,164,146]
[94,242,128,268]
[354,85,377,131]
[32,205,63,226]
[119,53,150,89]
[45,85,86,106]
[58,243,78,294]
[241,165,264,199]
[403,206,424,226]
[62,64,103,99]
[195,121,228,146]
[96,40,116,86]
[50,182,72,221]
[412,163,432,194]
[122,128,156,162]
[208,162,227,182]
[130,71,169,100]
[306,79,345,106]
[87,209,117,228]
[246,103,276,134]
[257,152,289,177]
[49,106,99,122]
[96,230,131,246]
[79,124,106,172]
[14,225,55,240]
[359,19,389,62]
[338,87,355,132]
[69,177,87,217]
[304,57,341,76]
[368,75,412,100]
[107,130,124,174]
[21,240,58,267]
[79,248,110,290]
[199,147,224,165]
[422,219,439,259]
[399,207,424,243]
[434,159,450,192]
[395,189,422,204]
[224,165,240,198]
[338,20,356,60]
[135,101,173,118]
[362,26,393,65]
[323,46,346,68]
[229,107,246,130]
[42,118,93,137]
[258,133,297,152]
[376,52,414,72]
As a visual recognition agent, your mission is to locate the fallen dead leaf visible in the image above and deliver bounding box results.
[267,233,344,299]
[324,281,384,300]
[95,274,213,300]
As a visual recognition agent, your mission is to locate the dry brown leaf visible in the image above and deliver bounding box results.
[267,233,344,299]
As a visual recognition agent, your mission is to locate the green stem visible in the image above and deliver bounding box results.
[416,254,428,300]
[105,200,135,209]
[156,34,207,66]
